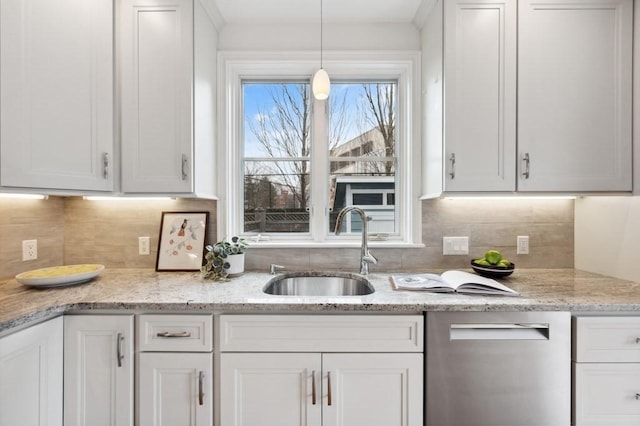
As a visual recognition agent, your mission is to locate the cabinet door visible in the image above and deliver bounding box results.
[119,0,193,193]
[574,363,640,426]
[220,353,322,426]
[518,0,632,192]
[139,352,212,426]
[322,353,423,426]
[0,317,63,426]
[64,315,134,426]
[444,0,516,192]
[0,0,113,191]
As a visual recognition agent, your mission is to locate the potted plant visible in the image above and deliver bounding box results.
[201,236,248,280]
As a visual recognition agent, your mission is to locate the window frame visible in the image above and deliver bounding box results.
[218,51,422,247]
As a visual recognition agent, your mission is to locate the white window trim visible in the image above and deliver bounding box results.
[217,50,422,248]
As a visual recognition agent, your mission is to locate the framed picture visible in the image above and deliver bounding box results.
[156,211,209,271]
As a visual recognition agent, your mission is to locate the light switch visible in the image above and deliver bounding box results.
[443,236,469,255]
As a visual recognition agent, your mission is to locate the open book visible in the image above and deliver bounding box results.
[389,270,519,297]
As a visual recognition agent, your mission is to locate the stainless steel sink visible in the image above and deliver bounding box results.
[263,272,374,296]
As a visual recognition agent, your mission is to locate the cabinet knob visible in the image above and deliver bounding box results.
[636,393,640,400]
[636,337,640,344]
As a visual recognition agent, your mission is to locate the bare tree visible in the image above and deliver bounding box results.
[361,83,395,175]
[248,84,311,209]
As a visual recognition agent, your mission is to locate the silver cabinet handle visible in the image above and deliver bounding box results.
[311,370,317,405]
[450,323,550,340]
[448,153,455,179]
[103,152,110,179]
[327,371,332,406]
[636,393,640,400]
[116,332,124,367]
[156,331,191,338]
[181,154,188,181]
[522,153,530,179]
[198,371,204,406]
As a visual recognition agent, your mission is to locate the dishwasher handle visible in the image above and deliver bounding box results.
[450,323,550,340]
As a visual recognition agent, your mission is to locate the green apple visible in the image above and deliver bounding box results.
[484,250,502,265]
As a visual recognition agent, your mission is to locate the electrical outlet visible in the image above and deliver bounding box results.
[22,240,38,261]
[443,236,469,255]
[138,236,150,255]
[517,235,530,255]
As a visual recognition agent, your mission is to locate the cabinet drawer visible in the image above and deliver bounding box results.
[574,363,640,426]
[138,314,212,352]
[574,317,640,362]
[218,314,423,352]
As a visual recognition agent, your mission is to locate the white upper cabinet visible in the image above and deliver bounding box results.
[518,0,633,192]
[444,0,517,192]
[0,0,113,191]
[426,0,633,194]
[119,0,217,196]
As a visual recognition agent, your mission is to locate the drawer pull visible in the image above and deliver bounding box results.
[181,154,188,181]
[116,333,124,367]
[522,152,530,179]
[636,393,640,400]
[311,370,317,405]
[448,153,455,179]
[156,331,191,338]
[198,371,204,405]
[636,337,640,344]
[327,371,332,406]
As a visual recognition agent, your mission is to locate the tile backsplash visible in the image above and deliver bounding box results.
[0,196,573,279]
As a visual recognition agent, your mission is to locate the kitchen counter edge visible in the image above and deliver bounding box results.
[1,268,639,334]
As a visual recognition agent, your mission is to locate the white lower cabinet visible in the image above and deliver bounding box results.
[138,353,213,426]
[573,316,640,425]
[220,352,422,426]
[137,314,213,426]
[64,315,134,426]
[218,315,424,426]
[0,317,63,426]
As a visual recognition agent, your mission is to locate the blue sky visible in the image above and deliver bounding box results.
[242,82,390,157]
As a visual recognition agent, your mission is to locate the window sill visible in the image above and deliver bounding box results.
[244,240,425,249]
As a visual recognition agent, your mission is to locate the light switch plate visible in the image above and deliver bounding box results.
[443,236,469,255]
[517,235,529,255]
[138,236,150,255]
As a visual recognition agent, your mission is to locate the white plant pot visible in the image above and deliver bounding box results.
[225,253,245,276]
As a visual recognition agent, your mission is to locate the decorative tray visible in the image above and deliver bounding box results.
[16,264,105,288]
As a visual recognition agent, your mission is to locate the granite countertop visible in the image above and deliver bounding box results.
[1,268,640,333]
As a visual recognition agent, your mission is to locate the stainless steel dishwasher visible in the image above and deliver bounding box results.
[427,311,571,426]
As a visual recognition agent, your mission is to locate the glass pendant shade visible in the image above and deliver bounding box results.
[312,68,331,100]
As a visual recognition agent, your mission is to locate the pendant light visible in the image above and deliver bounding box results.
[312,0,330,100]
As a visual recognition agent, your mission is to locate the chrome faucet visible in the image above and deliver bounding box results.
[269,264,285,275]
[334,206,377,275]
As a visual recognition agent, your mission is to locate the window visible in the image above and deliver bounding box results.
[220,52,421,246]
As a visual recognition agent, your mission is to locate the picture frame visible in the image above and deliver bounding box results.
[156,211,209,271]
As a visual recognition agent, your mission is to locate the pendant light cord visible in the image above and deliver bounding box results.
[320,0,324,68]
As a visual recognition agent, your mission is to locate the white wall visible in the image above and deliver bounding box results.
[575,197,640,281]
[218,23,420,51]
